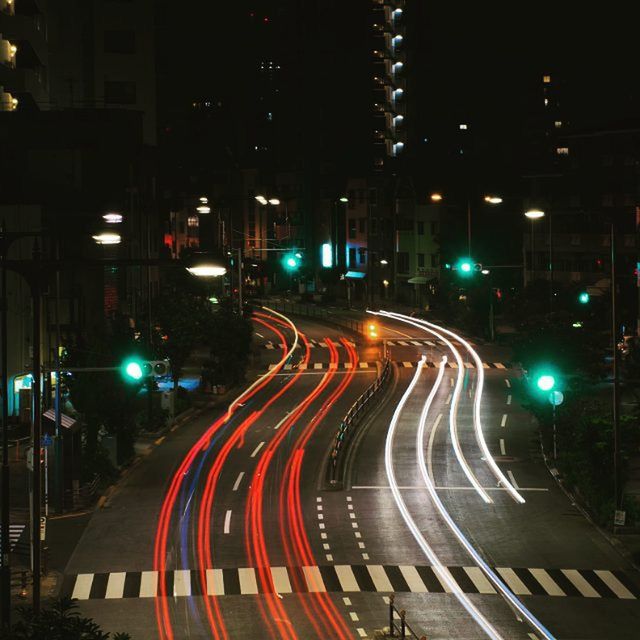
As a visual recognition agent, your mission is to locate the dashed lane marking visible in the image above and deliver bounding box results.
[223,510,232,534]
[250,442,265,458]
[232,472,245,492]
[500,439,506,456]
[501,414,508,427]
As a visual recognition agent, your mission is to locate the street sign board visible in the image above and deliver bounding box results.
[614,510,626,527]
[41,434,53,447]
[40,516,46,541]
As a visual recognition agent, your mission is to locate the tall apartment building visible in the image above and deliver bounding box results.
[0,0,48,111]
[372,0,406,172]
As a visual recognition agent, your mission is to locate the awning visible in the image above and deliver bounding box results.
[408,276,428,284]
[43,409,79,431]
[345,270,367,279]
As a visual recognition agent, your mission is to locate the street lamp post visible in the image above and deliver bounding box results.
[524,209,546,287]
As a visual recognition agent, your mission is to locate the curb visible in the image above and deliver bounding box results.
[538,431,640,573]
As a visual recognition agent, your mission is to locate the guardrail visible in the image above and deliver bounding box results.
[256,299,365,337]
[327,358,391,486]
[388,595,427,639]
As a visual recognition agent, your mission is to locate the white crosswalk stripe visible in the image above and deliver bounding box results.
[0,524,25,553]
[61,565,640,600]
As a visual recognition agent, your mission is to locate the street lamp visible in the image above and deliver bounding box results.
[339,196,349,203]
[92,231,122,245]
[255,195,268,205]
[102,212,123,224]
[197,205,211,214]
[430,193,443,202]
[484,195,503,204]
[186,254,227,278]
[524,209,546,286]
[268,198,280,206]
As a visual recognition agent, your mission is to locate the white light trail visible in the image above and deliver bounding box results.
[379,311,525,504]
[374,311,492,503]
[416,365,556,640]
[384,356,505,640]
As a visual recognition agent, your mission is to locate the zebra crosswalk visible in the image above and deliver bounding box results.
[61,564,640,601]
[262,340,356,350]
[267,362,376,371]
[265,361,509,371]
[385,339,475,348]
[0,524,26,553]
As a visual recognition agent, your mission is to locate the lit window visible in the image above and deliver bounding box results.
[556,147,569,155]
[187,216,199,227]
[554,120,562,128]
[459,124,468,130]
[543,75,551,83]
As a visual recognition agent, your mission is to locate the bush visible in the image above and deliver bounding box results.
[2,597,131,640]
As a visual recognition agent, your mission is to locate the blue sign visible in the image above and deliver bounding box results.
[41,434,53,447]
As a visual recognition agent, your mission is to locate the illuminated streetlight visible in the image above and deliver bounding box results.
[339,196,349,203]
[484,195,503,204]
[92,231,121,245]
[380,259,389,265]
[103,212,123,224]
[197,205,211,214]
[199,196,208,204]
[255,195,268,205]
[268,198,280,205]
[525,209,545,220]
[430,193,443,202]
[186,265,227,277]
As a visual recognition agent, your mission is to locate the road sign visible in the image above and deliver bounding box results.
[40,516,46,541]
[41,433,53,447]
[548,390,564,406]
[614,510,626,527]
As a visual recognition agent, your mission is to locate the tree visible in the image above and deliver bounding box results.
[64,315,145,472]
[2,598,131,640]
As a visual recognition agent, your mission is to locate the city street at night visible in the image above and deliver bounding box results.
[1,2,640,639]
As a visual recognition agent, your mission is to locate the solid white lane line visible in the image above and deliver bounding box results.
[507,395,512,405]
[139,571,158,598]
[351,485,548,492]
[223,510,232,534]
[507,470,520,489]
[505,379,511,388]
[250,442,265,457]
[561,570,600,598]
[500,439,506,456]
[271,567,292,594]
[273,412,292,430]
[595,570,635,599]
[72,574,94,600]
[426,413,443,485]
[232,472,245,491]
[501,414,508,427]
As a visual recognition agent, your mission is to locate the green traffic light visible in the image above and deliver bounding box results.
[124,360,144,381]
[460,261,472,273]
[578,292,590,304]
[536,374,556,392]
[287,257,297,268]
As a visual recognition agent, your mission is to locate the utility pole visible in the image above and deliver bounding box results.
[611,223,621,516]
[237,247,243,316]
[1,222,10,630]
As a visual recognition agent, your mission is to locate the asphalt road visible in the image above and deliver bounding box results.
[58,311,376,639]
[55,310,640,640]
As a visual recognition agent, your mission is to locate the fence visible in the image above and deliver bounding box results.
[256,299,366,337]
[327,358,391,485]
[388,595,427,640]
[63,474,100,511]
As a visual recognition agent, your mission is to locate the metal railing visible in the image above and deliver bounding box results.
[328,358,391,485]
[388,595,428,640]
[256,299,365,337]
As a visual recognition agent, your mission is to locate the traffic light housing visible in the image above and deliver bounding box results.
[454,258,482,276]
[578,292,590,304]
[122,358,171,382]
[367,321,379,340]
[283,253,301,270]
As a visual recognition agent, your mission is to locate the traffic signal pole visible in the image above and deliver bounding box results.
[1,224,10,630]
[611,223,621,515]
